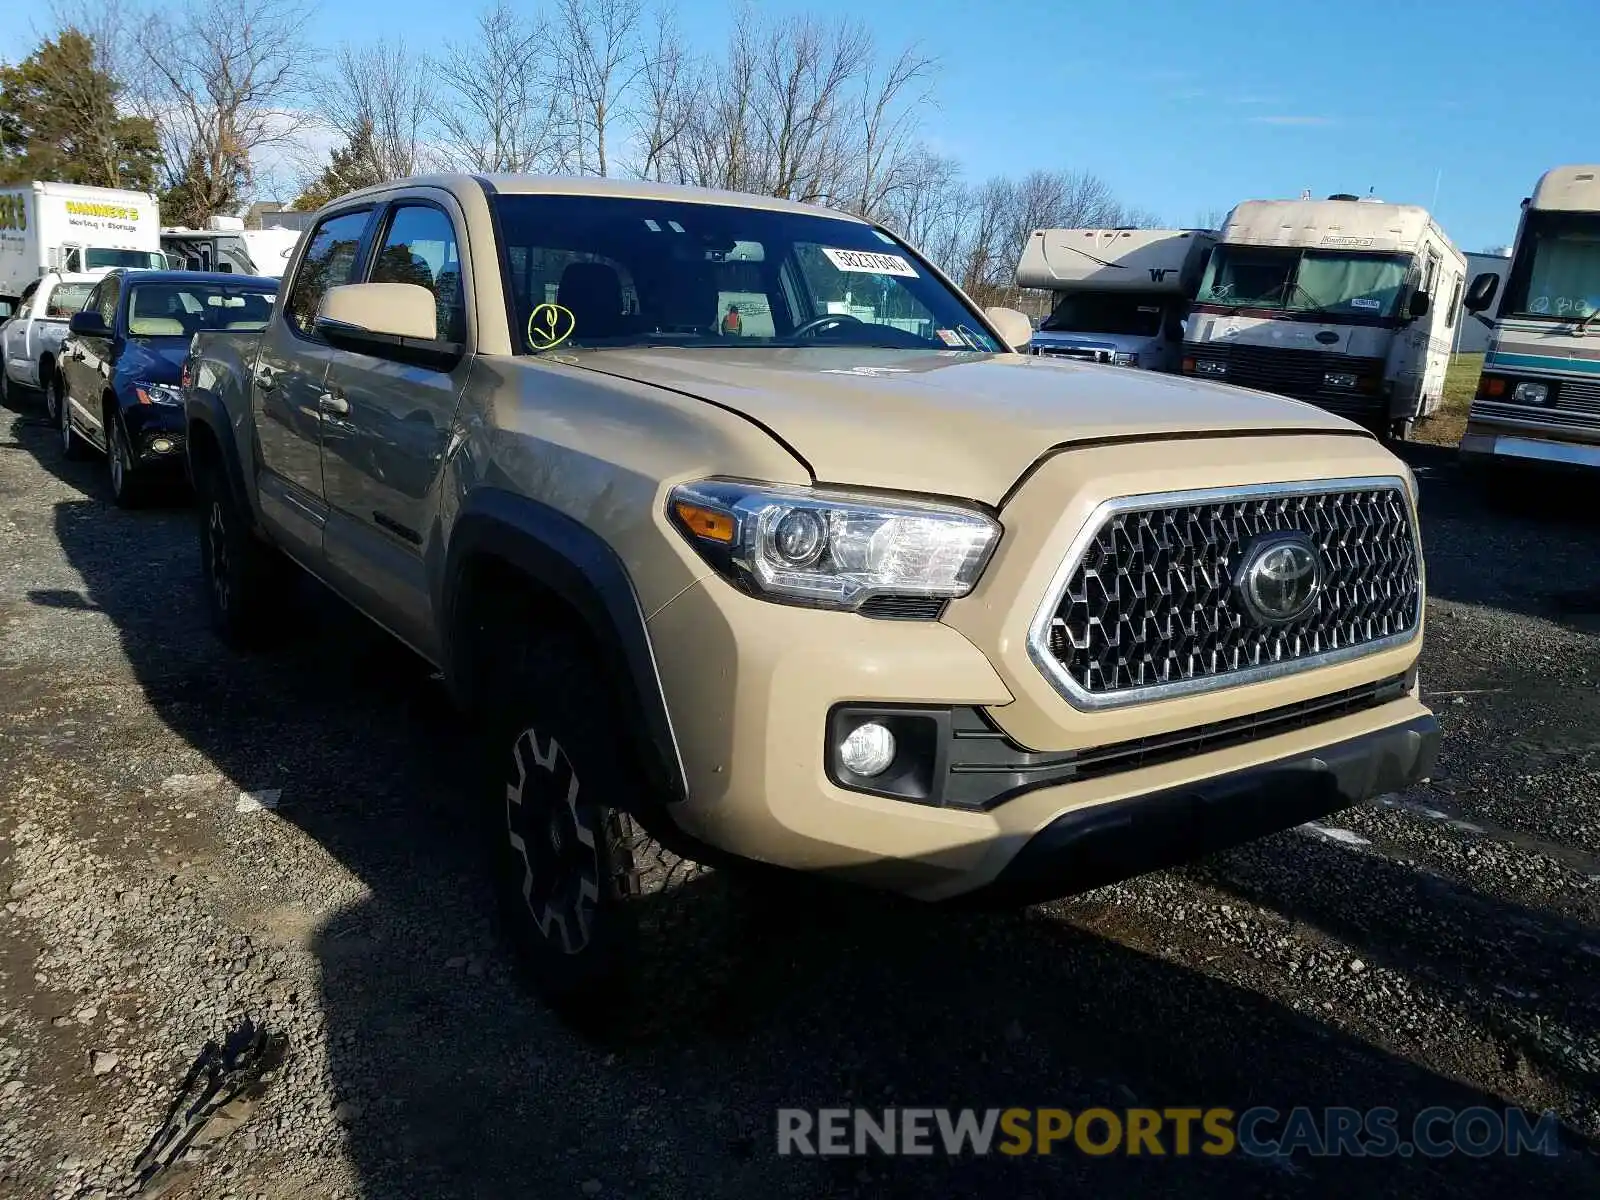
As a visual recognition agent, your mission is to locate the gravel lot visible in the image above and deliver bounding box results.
[1,385,1598,1199]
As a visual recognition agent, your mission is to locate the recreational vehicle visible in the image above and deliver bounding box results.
[1017,227,1216,371]
[1181,194,1465,438]
[1460,165,1600,473]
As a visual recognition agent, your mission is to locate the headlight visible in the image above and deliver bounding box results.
[1193,359,1227,378]
[135,382,183,407]
[668,480,1001,611]
[1324,371,1358,390]
[1511,381,1549,405]
[1113,352,1139,368]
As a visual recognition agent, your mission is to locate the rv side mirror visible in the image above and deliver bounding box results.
[1464,271,1499,313]
[1407,290,1430,319]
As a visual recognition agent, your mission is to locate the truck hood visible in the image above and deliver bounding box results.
[568,347,1360,504]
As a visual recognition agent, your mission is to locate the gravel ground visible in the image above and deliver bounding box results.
[1,385,1598,1199]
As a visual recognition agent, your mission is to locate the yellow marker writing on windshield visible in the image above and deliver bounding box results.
[527,303,576,352]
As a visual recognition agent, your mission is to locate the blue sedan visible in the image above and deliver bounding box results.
[57,269,278,506]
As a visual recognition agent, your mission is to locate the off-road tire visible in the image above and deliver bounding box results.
[194,460,286,649]
[480,636,708,1024]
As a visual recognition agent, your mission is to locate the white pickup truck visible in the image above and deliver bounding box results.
[0,271,100,412]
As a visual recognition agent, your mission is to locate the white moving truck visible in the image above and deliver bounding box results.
[1460,165,1600,474]
[1181,194,1465,438]
[0,182,166,304]
[1017,227,1216,372]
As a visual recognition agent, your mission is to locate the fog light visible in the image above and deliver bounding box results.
[151,437,174,453]
[839,721,896,777]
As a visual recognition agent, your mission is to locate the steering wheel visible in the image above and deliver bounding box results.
[791,312,864,339]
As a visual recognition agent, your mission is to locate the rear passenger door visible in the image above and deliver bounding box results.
[251,206,375,566]
[319,196,472,660]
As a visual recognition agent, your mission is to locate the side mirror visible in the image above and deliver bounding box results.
[69,310,111,338]
[1464,271,1499,314]
[983,306,1034,352]
[1407,290,1430,319]
[315,282,455,367]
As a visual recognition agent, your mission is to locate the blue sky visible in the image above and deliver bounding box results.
[3,0,1588,251]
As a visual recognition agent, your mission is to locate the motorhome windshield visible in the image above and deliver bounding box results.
[1040,292,1167,336]
[83,248,166,270]
[1500,211,1600,320]
[1198,245,1410,318]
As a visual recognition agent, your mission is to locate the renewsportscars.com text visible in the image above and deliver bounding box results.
[776,1106,1563,1159]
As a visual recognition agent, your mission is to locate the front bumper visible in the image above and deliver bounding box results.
[647,572,1432,902]
[975,712,1437,906]
[123,407,187,471]
[1460,429,1600,472]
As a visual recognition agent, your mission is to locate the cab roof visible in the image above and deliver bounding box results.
[335,172,868,222]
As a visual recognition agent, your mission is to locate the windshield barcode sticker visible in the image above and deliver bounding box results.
[1350,298,1381,310]
[821,248,919,278]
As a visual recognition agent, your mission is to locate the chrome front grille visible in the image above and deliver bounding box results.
[1556,378,1600,416]
[1029,479,1422,709]
[1471,398,1600,432]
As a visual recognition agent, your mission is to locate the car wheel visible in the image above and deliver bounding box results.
[45,372,63,423]
[0,368,12,409]
[108,416,146,508]
[59,386,87,460]
[482,637,707,1023]
[194,460,286,649]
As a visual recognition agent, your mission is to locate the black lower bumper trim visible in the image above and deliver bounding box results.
[975,713,1439,907]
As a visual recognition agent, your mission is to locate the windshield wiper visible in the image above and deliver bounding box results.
[1573,306,1600,335]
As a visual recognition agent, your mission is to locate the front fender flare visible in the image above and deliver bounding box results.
[442,488,688,806]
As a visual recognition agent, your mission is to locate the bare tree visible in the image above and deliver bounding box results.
[435,2,569,174]
[1193,207,1230,230]
[556,0,644,177]
[875,147,967,266]
[136,0,315,224]
[318,38,436,184]
[845,42,935,218]
[626,4,703,182]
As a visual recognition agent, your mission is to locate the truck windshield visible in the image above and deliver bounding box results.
[1197,245,1410,318]
[1040,292,1167,336]
[126,282,277,338]
[490,194,1000,353]
[84,249,167,270]
[45,283,95,318]
[1500,211,1600,320]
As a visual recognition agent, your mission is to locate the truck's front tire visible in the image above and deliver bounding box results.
[194,461,285,649]
[480,636,705,1023]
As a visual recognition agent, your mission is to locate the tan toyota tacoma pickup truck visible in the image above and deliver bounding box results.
[182,174,1436,1011]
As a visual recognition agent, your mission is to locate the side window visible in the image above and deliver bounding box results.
[1422,247,1440,297]
[1446,273,1463,329]
[18,281,40,315]
[82,281,104,323]
[369,205,466,344]
[285,209,372,336]
[97,276,120,326]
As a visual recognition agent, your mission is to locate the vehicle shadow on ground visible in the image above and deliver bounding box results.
[1193,834,1600,1111]
[1398,442,1600,629]
[9,395,1598,1198]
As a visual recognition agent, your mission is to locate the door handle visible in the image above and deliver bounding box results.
[254,368,277,392]
[317,391,349,416]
